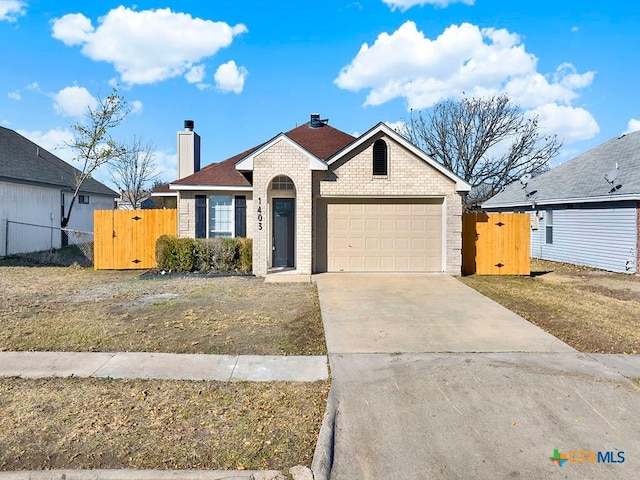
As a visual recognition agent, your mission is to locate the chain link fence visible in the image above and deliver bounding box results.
[1,219,94,266]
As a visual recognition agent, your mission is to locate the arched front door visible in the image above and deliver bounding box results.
[272,198,295,267]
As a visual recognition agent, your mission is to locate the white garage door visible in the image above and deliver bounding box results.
[326,200,443,272]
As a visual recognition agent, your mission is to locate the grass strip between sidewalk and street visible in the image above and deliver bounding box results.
[0,377,329,473]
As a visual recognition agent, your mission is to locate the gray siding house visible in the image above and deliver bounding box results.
[0,126,117,257]
[483,131,640,274]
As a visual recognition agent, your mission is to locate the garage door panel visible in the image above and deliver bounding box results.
[378,204,396,214]
[380,237,394,250]
[326,200,443,272]
[365,218,379,231]
[395,218,411,231]
[349,218,364,232]
[349,237,364,250]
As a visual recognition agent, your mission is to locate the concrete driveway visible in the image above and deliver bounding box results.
[316,273,572,354]
[313,274,640,480]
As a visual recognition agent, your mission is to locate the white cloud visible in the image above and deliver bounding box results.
[8,82,43,101]
[214,60,248,94]
[623,118,640,134]
[185,65,212,90]
[51,7,247,86]
[185,64,206,83]
[51,12,94,45]
[382,0,474,11]
[0,0,26,22]
[17,128,75,162]
[571,26,579,33]
[153,150,178,184]
[503,63,595,109]
[530,103,599,143]
[335,21,598,144]
[52,86,98,118]
[130,100,143,114]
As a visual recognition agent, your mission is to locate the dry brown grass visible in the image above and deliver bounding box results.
[459,259,640,353]
[0,377,329,472]
[0,266,326,355]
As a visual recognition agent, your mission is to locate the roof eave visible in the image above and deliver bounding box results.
[150,191,178,197]
[235,133,328,172]
[483,193,640,209]
[169,184,253,192]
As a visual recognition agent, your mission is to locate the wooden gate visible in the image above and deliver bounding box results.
[94,209,177,270]
[462,213,530,275]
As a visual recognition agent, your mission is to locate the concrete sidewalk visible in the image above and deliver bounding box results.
[0,352,328,382]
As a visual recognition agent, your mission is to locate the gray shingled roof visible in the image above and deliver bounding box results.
[0,126,117,197]
[483,130,640,208]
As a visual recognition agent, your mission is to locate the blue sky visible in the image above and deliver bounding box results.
[1,0,639,187]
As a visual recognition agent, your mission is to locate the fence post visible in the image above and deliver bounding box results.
[4,219,8,258]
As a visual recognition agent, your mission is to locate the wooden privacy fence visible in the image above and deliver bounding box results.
[94,209,177,270]
[462,212,530,275]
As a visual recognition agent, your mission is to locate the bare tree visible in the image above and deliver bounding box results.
[62,89,129,227]
[111,136,159,209]
[398,95,562,207]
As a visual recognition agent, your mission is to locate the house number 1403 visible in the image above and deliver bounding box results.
[257,197,263,230]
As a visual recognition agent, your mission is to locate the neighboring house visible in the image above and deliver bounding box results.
[154,115,471,276]
[483,131,640,274]
[147,183,177,209]
[0,126,117,257]
[115,191,156,209]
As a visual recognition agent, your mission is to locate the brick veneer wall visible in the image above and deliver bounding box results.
[178,191,195,238]
[315,134,464,275]
[178,191,254,240]
[253,139,314,276]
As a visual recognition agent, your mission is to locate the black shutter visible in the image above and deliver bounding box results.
[373,139,388,175]
[195,195,206,238]
[235,196,246,237]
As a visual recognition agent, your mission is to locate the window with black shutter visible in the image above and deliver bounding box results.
[373,139,388,176]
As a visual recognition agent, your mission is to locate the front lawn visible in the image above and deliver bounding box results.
[460,259,640,353]
[0,266,326,356]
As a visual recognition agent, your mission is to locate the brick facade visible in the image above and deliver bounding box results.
[178,191,253,240]
[314,134,464,275]
[178,192,195,238]
[252,139,314,276]
[176,131,466,276]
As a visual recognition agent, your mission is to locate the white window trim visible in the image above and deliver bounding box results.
[545,209,553,244]
[208,194,235,238]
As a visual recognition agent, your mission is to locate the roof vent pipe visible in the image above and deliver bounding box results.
[184,119,195,131]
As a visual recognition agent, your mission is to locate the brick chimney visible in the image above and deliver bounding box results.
[177,120,201,179]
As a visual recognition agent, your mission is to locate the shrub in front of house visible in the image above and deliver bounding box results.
[238,237,252,273]
[156,235,252,273]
